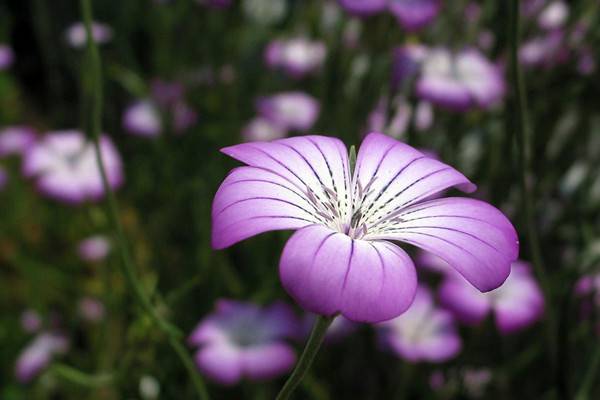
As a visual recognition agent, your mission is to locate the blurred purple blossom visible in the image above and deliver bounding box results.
[78,297,106,323]
[377,286,462,362]
[213,133,518,322]
[537,1,569,30]
[439,261,544,334]
[256,92,320,131]
[337,0,388,16]
[78,235,111,262]
[15,332,69,383]
[65,22,113,49]
[123,101,162,137]
[188,300,298,385]
[0,44,14,70]
[265,38,327,78]
[389,0,441,31]
[391,44,428,90]
[241,117,287,142]
[0,126,37,157]
[416,48,505,111]
[23,131,124,204]
[21,310,43,334]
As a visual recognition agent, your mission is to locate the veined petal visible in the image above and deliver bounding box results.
[367,197,518,292]
[279,224,417,323]
[353,133,475,230]
[214,136,351,249]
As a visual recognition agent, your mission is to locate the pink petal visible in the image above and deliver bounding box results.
[195,343,242,386]
[354,133,475,229]
[213,136,351,249]
[241,342,296,380]
[279,224,417,323]
[369,197,518,292]
[438,273,492,324]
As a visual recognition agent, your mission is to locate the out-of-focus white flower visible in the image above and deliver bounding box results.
[65,22,113,49]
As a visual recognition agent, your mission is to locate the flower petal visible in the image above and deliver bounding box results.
[368,197,518,292]
[493,261,544,333]
[214,136,351,249]
[438,273,492,324]
[353,133,475,230]
[195,343,242,386]
[389,0,441,31]
[279,224,417,323]
[241,342,296,380]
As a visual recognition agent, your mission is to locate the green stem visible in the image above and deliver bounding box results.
[574,344,600,400]
[52,364,114,387]
[275,316,334,400]
[79,2,210,399]
[507,0,556,363]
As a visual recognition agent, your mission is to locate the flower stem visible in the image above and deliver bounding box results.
[275,315,334,400]
[574,343,600,400]
[507,0,556,361]
[79,1,210,399]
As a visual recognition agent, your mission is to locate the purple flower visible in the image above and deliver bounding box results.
[65,22,113,49]
[389,0,441,31]
[537,1,569,30]
[0,126,37,157]
[78,297,106,323]
[416,48,505,111]
[78,235,111,262]
[123,101,162,137]
[242,117,287,142]
[15,332,69,383]
[337,0,388,16]
[265,38,327,78]
[23,130,124,204]
[439,261,544,333]
[188,300,298,385]
[391,44,428,90]
[212,132,518,322]
[377,286,462,362]
[151,79,185,108]
[0,44,15,70]
[519,30,568,68]
[21,310,42,333]
[256,92,320,131]
[172,101,198,133]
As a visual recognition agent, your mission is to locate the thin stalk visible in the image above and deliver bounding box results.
[79,1,210,399]
[507,0,555,361]
[574,344,600,400]
[52,364,114,387]
[275,316,334,400]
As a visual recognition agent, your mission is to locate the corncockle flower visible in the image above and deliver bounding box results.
[338,0,387,16]
[78,297,106,323]
[519,31,568,68]
[416,48,505,111]
[151,79,185,108]
[15,332,69,383]
[389,0,441,31]
[212,132,518,322]
[65,22,113,49]
[0,44,14,70]
[21,310,42,333]
[391,44,428,90]
[78,235,111,262]
[172,101,198,133]
[188,300,298,385]
[23,130,123,204]
[242,117,287,142]
[377,286,462,362]
[265,38,327,78]
[123,101,162,137]
[537,1,569,30]
[0,126,37,157]
[439,261,544,333]
[256,92,320,131]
